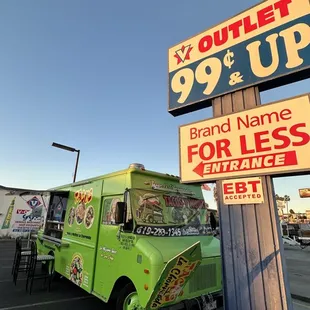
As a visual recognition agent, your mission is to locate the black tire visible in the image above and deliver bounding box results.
[116,282,139,310]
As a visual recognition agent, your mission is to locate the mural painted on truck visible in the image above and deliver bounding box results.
[130,188,213,237]
[61,184,101,291]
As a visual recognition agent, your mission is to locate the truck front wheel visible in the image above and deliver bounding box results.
[116,283,144,310]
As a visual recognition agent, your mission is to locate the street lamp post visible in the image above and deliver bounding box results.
[52,142,80,183]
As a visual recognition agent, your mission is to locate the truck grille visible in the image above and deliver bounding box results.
[189,263,217,293]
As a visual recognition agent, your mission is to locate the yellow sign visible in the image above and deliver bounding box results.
[179,93,310,182]
[146,241,202,309]
[222,177,264,205]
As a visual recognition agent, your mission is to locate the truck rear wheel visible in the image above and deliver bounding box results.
[116,283,143,310]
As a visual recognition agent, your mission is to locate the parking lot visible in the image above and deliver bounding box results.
[1,240,309,310]
[0,240,222,310]
[0,240,106,310]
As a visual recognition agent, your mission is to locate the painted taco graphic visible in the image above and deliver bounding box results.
[76,202,86,225]
[74,190,81,204]
[70,254,83,286]
[74,188,93,204]
[85,188,93,204]
[84,205,95,229]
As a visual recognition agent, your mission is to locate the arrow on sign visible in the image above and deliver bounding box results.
[193,162,205,177]
[192,151,298,178]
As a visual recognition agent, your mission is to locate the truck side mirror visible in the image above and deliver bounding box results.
[115,202,126,224]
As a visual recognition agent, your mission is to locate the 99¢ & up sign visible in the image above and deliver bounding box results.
[168,0,310,116]
[179,94,310,183]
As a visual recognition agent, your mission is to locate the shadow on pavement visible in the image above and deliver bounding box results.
[0,240,106,310]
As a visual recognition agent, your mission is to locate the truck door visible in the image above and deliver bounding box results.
[93,195,123,299]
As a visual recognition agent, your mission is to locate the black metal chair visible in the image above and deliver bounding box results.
[12,237,32,285]
[11,236,30,275]
[26,241,55,295]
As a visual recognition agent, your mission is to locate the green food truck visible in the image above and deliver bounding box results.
[36,163,222,309]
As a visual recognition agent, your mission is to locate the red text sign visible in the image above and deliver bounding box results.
[222,177,264,205]
[179,94,310,182]
[16,209,28,215]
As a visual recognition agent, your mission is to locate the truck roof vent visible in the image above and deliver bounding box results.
[129,163,145,170]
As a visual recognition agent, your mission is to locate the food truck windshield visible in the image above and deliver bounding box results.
[129,189,212,237]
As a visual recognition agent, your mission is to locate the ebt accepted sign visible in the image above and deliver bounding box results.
[179,94,310,182]
[222,177,264,205]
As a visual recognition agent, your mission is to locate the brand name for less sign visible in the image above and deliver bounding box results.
[179,94,310,182]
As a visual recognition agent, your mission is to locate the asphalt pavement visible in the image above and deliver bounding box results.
[294,301,310,310]
[0,240,308,310]
[284,244,310,303]
[0,240,105,310]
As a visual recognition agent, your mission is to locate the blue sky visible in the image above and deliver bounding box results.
[0,0,309,212]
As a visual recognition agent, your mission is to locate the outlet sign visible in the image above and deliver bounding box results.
[168,0,310,116]
[222,177,264,205]
[179,93,310,182]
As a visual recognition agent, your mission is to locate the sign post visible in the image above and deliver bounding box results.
[168,0,310,309]
[212,87,293,309]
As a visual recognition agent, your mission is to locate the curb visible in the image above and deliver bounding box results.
[292,294,310,304]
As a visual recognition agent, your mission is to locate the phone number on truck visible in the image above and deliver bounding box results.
[135,226,182,237]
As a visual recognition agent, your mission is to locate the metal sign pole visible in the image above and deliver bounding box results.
[213,87,293,310]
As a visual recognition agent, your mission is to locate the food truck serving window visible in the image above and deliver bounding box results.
[129,189,212,237]
[44,191,69,239]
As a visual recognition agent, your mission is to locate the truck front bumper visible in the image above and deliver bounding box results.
[162,291,223,310]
